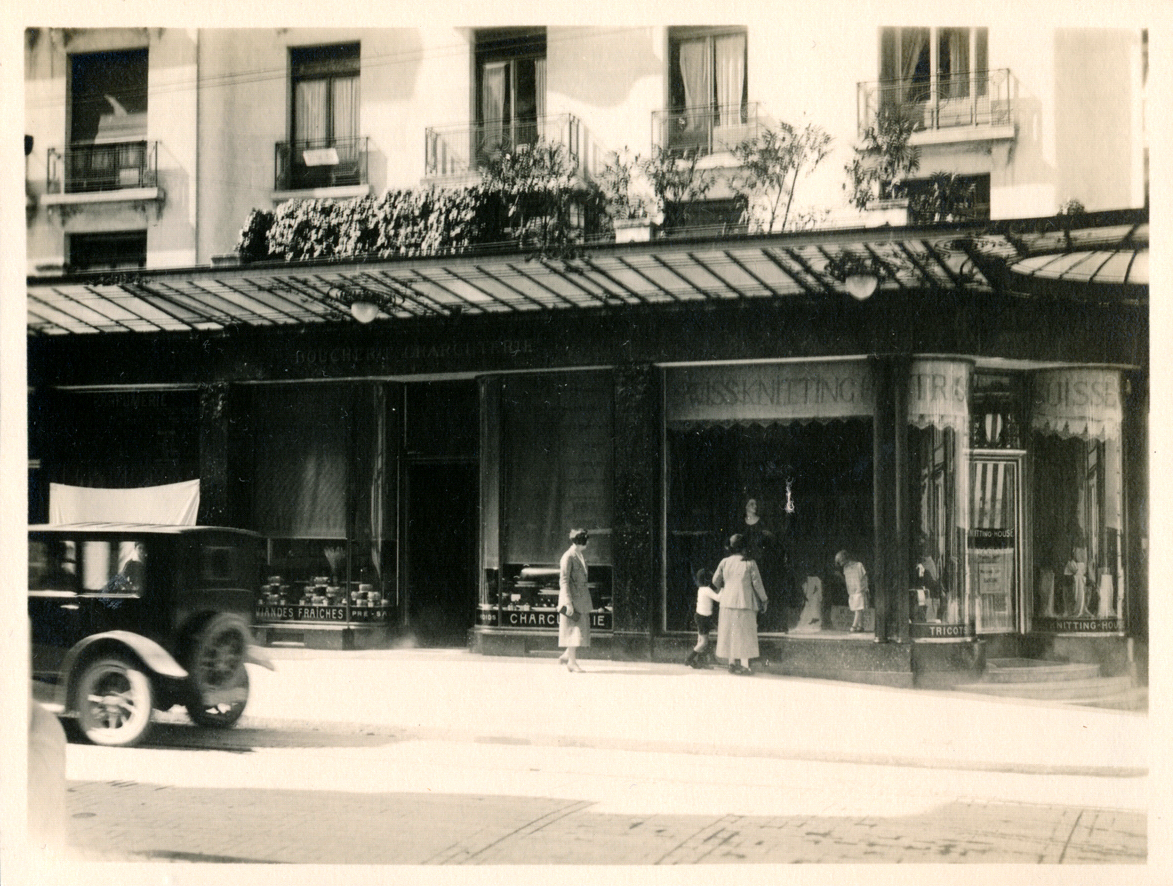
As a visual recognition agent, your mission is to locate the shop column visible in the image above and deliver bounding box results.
[611,363,661,658]
[198,382,233,526]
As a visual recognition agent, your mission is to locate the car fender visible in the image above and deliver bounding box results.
[56,631,188,708]
[245,645,275,671]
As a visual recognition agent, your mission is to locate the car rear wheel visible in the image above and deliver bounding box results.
[185,614,251,728]
[75,656,154,747]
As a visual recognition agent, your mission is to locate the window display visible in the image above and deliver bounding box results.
[1030,369,1124,633]
[250,383,392,628]
[908,359,971,638]
[256,538,390,625]
[479,371,614,630]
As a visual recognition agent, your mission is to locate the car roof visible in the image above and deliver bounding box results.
[29,523,260,537]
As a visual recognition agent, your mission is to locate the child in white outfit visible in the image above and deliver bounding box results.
[687,567,722,668]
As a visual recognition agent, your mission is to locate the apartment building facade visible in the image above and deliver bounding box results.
[25,24,1148,685]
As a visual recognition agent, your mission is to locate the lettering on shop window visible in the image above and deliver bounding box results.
[908,371,967,406]
[292,339,534,367]
[1033,377,1119,411]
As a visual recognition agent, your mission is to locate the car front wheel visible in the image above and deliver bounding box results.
[74,656,154,747]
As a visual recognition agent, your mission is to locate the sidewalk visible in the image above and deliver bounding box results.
[237,646,1149,778]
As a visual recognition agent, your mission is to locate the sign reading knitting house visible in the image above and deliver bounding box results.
[665,361,876,426]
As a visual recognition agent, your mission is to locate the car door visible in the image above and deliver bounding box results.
[28,535,85,682]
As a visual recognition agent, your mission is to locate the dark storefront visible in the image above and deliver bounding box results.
[27,213,1148,683]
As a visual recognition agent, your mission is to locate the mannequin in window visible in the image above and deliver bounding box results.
[1065,544,1090,617]
[737,496,790,632]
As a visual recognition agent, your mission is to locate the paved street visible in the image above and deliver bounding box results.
[32,647,1153,877]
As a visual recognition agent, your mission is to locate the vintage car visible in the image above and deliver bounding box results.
[28,523,273,747]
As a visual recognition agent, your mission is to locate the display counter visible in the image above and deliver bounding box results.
[478,565,613,631]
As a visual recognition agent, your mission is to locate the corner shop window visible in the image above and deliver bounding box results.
[1030,369,1124,628]
[908,359,970,634]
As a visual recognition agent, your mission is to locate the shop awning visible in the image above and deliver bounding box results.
[26,211,1146,336]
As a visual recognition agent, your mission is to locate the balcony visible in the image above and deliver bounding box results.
[275,136,370,192]
[425,113,602,181]
[47,141,157,195]
[653,102,764,159]
[857,69,1016,141]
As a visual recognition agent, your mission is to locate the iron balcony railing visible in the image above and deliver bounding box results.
[47,141,158,194]
[275,135,369,191]
[652,102,763,158]
[425,113,603,180]
[857,69,1015,134]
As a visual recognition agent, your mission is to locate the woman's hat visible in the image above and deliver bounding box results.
[569,528,590,544]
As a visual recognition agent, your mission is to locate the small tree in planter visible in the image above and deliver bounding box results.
[845,104,921,214]
[598,148,663,241]
[640,144,716,233]
[732,121,832,233]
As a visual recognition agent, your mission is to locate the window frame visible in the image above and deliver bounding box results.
[288,42,361,148]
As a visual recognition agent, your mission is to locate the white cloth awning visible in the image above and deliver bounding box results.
[49,479,200,526]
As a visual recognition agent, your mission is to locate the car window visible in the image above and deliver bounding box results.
[29,539,79,592]
[81,540,146,596]
[202,545,233,582]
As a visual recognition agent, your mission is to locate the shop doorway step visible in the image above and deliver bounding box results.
[953,658,1145,711]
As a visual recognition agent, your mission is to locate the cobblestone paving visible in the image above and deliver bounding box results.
[65,781,1145,865]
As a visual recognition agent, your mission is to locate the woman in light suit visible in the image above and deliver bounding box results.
[557,528,593,672]
[712,533,768,675]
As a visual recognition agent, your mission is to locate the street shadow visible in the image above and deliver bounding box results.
[65,721,409,752]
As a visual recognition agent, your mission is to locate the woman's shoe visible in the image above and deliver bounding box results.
[850,625,863,633]
[685,650,698,667]
[568,662,584,673]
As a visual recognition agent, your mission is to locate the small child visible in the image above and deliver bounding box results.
[835,550,869,632]
[686,567,722,668]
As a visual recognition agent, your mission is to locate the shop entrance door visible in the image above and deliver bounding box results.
[968,456,1022,633]
[405,461,478,645]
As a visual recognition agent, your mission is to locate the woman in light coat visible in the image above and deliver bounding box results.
[557,528,593,672]
[712,533,768,675]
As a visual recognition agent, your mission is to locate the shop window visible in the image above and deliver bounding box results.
[67,230,147,272]
[666,420,874,634]
[908,425,964,629]
[475,29,546,162]
[481,371,613,630]
[666,27,748,155]
[251,384,393,626]
[1029,369,1124,629]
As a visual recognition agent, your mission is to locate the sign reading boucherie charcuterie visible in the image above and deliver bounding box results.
[665,361,875,424]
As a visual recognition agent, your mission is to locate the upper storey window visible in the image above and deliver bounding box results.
[880,27,988,105]
[667,27,748,152]
[291,43,360,151]
[70,48,148,146]
[475,28,546,159]
[281,43,363,189]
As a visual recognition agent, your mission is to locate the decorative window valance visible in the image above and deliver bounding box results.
[908,359,971,436]
[1031,369,1122,442]
[665,361,875,426]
